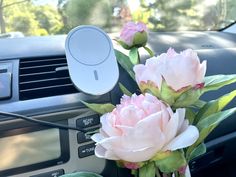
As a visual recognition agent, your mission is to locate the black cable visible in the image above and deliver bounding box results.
[0,111,86,133]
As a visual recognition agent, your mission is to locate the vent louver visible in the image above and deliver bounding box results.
[19,56,78,100]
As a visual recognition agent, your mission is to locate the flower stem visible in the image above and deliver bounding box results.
[137,50,141,64]
[155,169,161,177]
[131,169,138,177]
[179,173,186,177]
[163,173,172,177]
[143,46,154,57]
[174,171,180,177]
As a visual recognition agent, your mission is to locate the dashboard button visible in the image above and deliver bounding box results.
[76,115,100,128]
[77,128,98,144]
[78,143,95,158]
[30,169,64,177]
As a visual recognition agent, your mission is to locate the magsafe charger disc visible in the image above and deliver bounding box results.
[65,26,119,95]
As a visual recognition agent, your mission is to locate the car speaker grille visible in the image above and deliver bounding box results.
[19,56,79,100]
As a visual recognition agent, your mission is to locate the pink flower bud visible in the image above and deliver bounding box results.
[119,21,147,49]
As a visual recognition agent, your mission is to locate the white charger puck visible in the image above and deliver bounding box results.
[65,26,119,95]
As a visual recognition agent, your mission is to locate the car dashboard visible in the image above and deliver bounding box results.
[0,31,236,177]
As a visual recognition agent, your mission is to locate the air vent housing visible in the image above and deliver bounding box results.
[19,56,78,100]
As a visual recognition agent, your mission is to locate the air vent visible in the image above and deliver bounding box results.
[19,56,78,100]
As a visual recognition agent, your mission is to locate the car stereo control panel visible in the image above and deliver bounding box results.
[0,109,106,177]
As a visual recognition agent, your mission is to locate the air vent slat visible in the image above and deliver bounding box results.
[19,56,78,100]
[20,70,70,82]
[20,71,56,77]
[20,85,77,100]
[20,78,72,90]
[21,59,67,68]
[20,83,74,92]
[20,77,71,85]
[21,57,66,64]
[20,63,67,75]
[21,63,67,70]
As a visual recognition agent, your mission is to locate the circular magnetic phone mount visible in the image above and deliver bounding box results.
[67,27,111,66]
[65,25,119,95]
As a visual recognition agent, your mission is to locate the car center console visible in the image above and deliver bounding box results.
[0,31,236,177]
[0,108,107,177]
[0,35,122,177]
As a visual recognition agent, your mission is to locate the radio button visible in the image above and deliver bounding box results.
[30,169,64,177]
[76,115,100,128]
[78,143,95,158]
[77,128,98,144]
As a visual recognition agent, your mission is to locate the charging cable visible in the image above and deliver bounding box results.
[0,111,87,133]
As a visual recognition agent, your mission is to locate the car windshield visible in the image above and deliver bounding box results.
[0,0,235,37]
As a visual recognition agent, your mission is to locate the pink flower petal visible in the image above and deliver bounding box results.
[91,133,104,143]
[119,105,145,126]
[162,125,199,151]
[113,146,159,162]
[94,144,120,160]
[100,113,122,136]
[176,108,186,131]
[197,60,207,84]
[134,58,163,89]
[163,111,179,144]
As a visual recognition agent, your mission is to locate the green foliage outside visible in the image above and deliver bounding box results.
[1,0,63,35]
[134,0,236,31]
[0,0,236,36]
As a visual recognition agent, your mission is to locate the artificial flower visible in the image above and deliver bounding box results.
[91,93,199,163]
[134,48,207,107]
[118,21,147,49]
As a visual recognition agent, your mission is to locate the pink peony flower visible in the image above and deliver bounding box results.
[91,93,199,163]
[133,48,207,107]
[119,21,147,48]
[134,48,207,91]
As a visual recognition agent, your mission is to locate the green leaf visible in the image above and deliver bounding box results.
[143,46,154,57]
[115,49,135,80]
[139,162,156,177]
[192,100,206,109]
[81,101,115,114]
[159,81,177,106]
[197,108,236,131]
[153,151,187,174]
[203,74,236,93]
[194,90,236,124]
[186,108,236,158]
[185,108,196,124]
[60,172,102,177]
[173,88,201,108]
[119,82,132,96]
[139,81,160,97]
[159,81,190,107]
[188,143,206,161]
[113,39,131,50]
[129,47,139,64]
